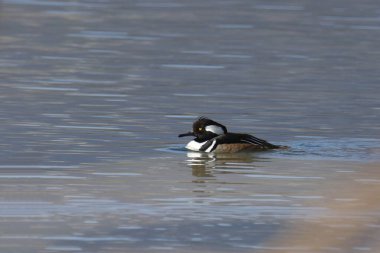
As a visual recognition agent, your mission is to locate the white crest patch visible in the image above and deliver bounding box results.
[205,125,224,135]
[185,140,207,151]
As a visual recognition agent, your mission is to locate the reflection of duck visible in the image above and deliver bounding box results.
[186,151,258,177]
[179,117,282,153]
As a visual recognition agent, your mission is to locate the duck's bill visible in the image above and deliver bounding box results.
[178,132,194,138]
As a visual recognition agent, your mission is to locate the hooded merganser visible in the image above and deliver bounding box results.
[178,117,281,153]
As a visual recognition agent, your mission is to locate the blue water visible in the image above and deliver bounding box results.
[272,137,380,161]
[164,137,380,161]
[1,0,380,252]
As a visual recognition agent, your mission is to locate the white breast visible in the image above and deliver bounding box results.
[185,140,207,151]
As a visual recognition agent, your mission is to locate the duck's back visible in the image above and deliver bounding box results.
[202,133,280,153]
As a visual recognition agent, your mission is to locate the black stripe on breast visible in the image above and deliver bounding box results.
[200,139,218,152]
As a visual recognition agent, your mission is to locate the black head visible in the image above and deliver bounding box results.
[178,117,228,142]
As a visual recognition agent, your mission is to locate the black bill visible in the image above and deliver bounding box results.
[178,132,194,138]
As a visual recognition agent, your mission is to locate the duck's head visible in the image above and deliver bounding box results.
[178,117,227,142]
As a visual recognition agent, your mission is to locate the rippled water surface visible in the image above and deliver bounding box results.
[1,0,380,252]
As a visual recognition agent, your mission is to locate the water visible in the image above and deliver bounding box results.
[1,0,380,252]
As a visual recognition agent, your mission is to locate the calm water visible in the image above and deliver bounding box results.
[1,0,380,252]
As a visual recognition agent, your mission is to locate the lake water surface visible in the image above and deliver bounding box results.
[1,0,380,252]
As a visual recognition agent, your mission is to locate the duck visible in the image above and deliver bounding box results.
[178,117,281,153]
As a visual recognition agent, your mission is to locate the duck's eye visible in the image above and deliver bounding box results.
[198,127,203,131]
